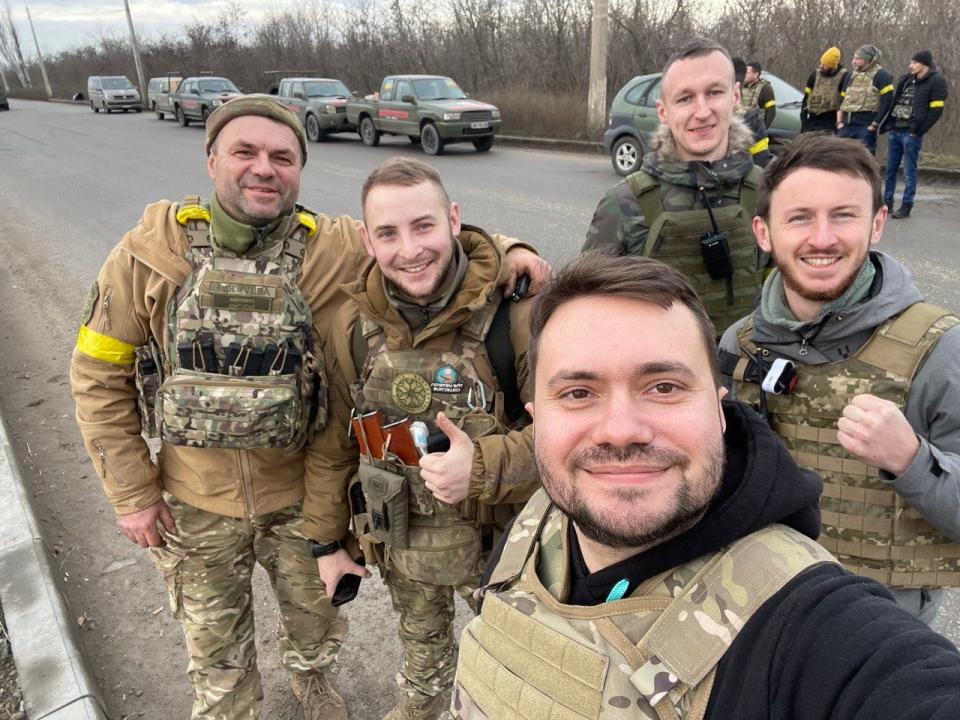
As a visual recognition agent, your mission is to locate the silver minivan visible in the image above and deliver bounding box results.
[87,75,142,113]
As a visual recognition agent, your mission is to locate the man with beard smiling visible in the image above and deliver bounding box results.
[584,37,764,336]
[720,133,960,625]
[69,97,546,719]
[312,157,540,720]
[450,253,960,720]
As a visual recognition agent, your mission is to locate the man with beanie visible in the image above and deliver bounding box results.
[68,94,546,719]
[838,44,894,153]
[880,50,949,219]
[802,47,848,133]
[738,60,777,128]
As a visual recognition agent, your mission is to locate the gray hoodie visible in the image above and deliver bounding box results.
[720,251,960,543]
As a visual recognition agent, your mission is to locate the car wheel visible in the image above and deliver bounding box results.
[156,109,165,120]
[306,114,325,142]
[473,135,495,152]
[360,117,380,147]
[103,101,110,114]
[611,136,643,176]
[420,123,444,156]
[91,101,98,113]
[201,106,211,124]
[135,107,142,113]
[176,106,190,127]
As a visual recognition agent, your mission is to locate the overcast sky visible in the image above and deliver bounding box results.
[7,1,288,56]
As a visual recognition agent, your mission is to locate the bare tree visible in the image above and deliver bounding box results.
[0,0,30,87]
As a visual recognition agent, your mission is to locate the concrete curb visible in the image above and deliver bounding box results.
[0,415,108,719]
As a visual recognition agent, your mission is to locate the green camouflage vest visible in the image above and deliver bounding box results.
[626,168,762,334]
[840,63,881,113]
[732,303,960,588]
[808,68,847,114]
[452,490,836,720]
[155,196,325,450]
[737,78,772,115]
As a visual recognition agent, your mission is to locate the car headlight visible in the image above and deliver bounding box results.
[325,104,337,114]
[443,112,461,121]
[491,109,501,119]
[213,99,224,106]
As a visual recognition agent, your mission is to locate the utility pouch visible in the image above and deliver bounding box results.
[358,461,409,549]
[388,519,482,586]
[157,370,302,449]
[134,340,163,438]
[699,231,734,280]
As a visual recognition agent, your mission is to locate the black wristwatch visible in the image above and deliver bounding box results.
[308,539,342,558]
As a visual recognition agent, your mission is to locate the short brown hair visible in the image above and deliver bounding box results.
[361,157,451,216]
[756,133,884,220]
[527,254,720,388]
[662,37,734,84]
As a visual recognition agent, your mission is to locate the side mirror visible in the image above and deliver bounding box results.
[294,91,304,100]
[191,88,200,95]
[401,94,416,104]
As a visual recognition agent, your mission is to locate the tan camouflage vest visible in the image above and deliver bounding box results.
[840,63,881,113]
[154,196,325,450]
[731,303,960,588]
[808,68,848,114]
[452,490,837,720]
[627,168,762,334]
[737,78,772,115]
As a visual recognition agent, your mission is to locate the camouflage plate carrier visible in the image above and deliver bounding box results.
[731,303,960,588]
[626,168,763,334]
[451,490,837,720]
[140,196,326,451]
[349,297,520,582]
[840,64,882,113]
[808,68,848,115]
[737,78,772,116]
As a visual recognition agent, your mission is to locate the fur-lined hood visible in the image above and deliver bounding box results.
[648,115,756,163]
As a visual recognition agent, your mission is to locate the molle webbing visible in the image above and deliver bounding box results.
[732,304,960,588]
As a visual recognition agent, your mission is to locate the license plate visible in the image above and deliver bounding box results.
[470,121,489,129]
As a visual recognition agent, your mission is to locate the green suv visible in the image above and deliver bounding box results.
[603,72,803,176]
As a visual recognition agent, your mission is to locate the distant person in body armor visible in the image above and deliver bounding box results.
[719,133,960,626]
[584,38,765,337]
[738,60,776,128]
[801,46,848,133]
[68,95,547,720]
[450,253,960,720]
[838,44,894,153]
[732,56,773,167]
[880,50,949,219]
[312,157,540,720]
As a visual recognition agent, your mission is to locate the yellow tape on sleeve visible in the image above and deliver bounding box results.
[764,99,777,109]
[297,211,318,237]
[76,325,136,365]
[930,100,944,109]
[804,87,812,94]
[749,137,770,155]
[879,84,894,95]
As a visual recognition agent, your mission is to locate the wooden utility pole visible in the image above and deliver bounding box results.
[23,5,51,97]
[123,0,147,101]
[587,0,610,133]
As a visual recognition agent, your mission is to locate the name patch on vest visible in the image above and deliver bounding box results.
[200,273,283,313]
[431,364,464,394]
[391,373,432,414]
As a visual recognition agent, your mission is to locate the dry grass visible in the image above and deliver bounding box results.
[479,88,591,140]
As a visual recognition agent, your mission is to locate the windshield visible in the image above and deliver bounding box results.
[304,80,350,97]
[412,78,466,101]
[765,73,804,105]
[102,77,134,90]
[199,79,240,94]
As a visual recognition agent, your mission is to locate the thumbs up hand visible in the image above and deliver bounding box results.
[419,412,475,505]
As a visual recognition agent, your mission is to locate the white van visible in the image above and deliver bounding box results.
[87,76,142,113]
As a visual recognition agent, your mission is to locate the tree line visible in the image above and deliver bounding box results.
[2,0,956,153]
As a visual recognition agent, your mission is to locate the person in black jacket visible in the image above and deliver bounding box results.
[451,253,960,720]
[880,50,949,218]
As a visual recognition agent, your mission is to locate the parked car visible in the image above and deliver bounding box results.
[87,75,142,114]
[346,75,501,155]
[274,77,355,141]
[603,71,803,176]
[147,74,184,120]
[171,76,242,126]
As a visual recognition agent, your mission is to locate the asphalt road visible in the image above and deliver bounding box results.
[1,99,959,719]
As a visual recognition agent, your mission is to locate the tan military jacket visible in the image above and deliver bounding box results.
[307,227,536,543]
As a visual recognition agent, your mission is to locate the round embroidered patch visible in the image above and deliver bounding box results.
[391,372,432,414]
[80,281,99,326]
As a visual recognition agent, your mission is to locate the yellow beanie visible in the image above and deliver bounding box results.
[820,47,841,70]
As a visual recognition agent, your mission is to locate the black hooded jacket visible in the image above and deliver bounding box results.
[480,401,960,719]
